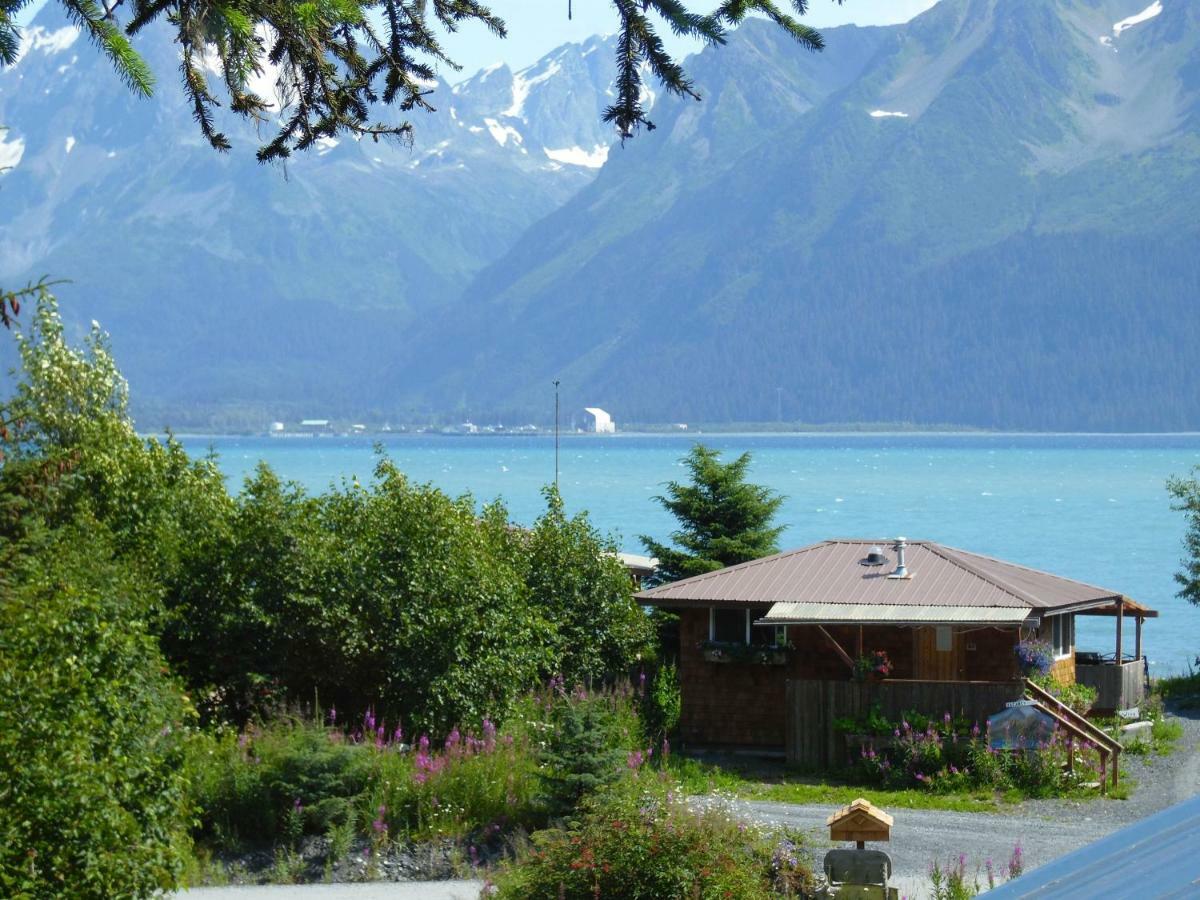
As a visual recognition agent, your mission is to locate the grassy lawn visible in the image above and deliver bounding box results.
[667,756,1003,812]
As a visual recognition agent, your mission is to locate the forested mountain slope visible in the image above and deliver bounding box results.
[397,0,1200,430]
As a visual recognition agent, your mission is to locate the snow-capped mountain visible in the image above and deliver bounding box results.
[0,6,625,426]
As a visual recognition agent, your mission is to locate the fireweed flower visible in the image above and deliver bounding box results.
[329,706,337,726]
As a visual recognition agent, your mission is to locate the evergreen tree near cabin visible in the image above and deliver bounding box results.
[1168,467,1200,608]
[641,444,784,584]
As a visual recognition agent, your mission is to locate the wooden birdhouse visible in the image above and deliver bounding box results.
[826,798,893,846]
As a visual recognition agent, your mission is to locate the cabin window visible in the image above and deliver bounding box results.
[935,626,953,652]
[709,609,786,646]
[711,608,748,644]
[752,624,788,648]
[1051,614,1074,659]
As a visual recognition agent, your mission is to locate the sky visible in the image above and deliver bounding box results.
[427,1,940,74]
[18,0,940,76]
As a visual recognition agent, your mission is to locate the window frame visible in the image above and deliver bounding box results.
[1050,614,1074,660]
[708,609,787,647]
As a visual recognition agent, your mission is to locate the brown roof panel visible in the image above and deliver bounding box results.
[636,539,1143,614]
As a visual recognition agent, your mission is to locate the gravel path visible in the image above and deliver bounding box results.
[732,709,1200,895]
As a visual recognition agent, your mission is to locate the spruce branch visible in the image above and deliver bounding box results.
[2,0,829,156]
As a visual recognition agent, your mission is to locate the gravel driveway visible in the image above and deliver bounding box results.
[732,710,1200,895]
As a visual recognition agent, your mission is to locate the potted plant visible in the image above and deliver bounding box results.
[1014,639,1053,678]
[852,650,892,683]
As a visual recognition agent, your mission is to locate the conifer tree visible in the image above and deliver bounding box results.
[1168,467,1200,608]
[641,443,784,584]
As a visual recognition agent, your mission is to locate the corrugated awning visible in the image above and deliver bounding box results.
[758,602,1035,626]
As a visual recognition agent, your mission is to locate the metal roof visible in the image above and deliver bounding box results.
[758,602,1035,626]
[982,794,1200,898]
[637,539,1142,616]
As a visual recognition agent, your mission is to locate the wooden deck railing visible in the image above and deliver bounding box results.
[1024,678,1121,791]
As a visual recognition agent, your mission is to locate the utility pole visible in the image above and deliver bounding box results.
[553,379,560,490]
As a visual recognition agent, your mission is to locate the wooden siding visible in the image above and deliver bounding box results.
[673,608,1023,750]
[1038,614,1076,685]
[785,679,1023,768]
[913,626,965,680]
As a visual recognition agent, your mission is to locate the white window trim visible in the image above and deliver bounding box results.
[709,608,751,645]
[708,608,785,647]
[1051,614,1074,661]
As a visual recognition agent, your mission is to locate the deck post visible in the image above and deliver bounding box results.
[856,625,864,658]
[1135,616,1143,662]
[1114,598,1124,663]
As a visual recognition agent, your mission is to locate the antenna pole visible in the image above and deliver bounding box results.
[553,380,560,490]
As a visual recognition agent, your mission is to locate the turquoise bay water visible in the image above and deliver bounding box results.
[179,433,1200,676]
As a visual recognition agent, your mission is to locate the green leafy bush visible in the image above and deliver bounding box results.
[187,719,372,850]
[1031,675,1097,715]
[853,711,1101,798]
[364,720,543,840]
[641,662,682,741]
[489,774,813,899]
[0,529,192,898]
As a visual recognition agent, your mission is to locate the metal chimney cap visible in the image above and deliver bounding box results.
[860,546,888,567]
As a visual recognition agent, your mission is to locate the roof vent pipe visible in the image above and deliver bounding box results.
[888,537,909,580]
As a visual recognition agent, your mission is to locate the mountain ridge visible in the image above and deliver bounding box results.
[4,0,1199,430]
[389,0,1200,430]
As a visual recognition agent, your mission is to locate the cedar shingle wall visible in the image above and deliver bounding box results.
[678,609,787,747]
[965,627,1020,681]
[1038,618,1076,685]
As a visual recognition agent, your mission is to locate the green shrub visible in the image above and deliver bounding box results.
[641,662,682,741]
[364,721,543,840]
[489,774,814,899]
[0,530,192,898]
[530,683,645,816]
[186,718,372,850]
[1031,675,1097,715]
[852,711,1102,798]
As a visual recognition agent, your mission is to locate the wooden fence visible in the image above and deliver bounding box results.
[785,678,1023,768]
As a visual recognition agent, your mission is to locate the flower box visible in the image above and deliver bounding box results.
[700,643,790,665]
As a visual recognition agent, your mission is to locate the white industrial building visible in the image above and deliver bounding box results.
[581,407,616,433]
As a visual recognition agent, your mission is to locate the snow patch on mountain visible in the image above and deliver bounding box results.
[543,145,609,168]
[484,117,522,147]
[504,60,562,119]
[16,25,79,62]
[1113,2,1163,37]
[64,136,76,154]
[0,132,25,171]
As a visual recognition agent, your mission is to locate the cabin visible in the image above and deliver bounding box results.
[636,538,1156,762]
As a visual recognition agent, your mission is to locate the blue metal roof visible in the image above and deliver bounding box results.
[984,794,1200,898]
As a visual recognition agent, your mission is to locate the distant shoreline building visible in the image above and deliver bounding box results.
[581,407,615,434]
